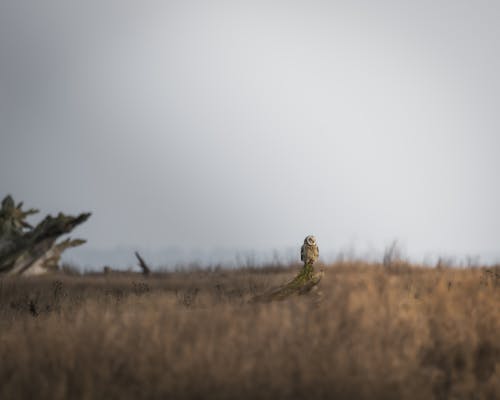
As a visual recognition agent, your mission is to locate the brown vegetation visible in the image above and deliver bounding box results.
[0,262,499,400]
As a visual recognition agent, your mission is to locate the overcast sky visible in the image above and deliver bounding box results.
[1,0,499,266]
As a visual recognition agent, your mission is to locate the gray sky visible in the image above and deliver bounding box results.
[1,0,499,266]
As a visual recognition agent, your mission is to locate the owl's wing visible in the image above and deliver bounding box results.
[300,244,304,261]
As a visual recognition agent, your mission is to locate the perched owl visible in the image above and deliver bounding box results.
[301,235,319,265]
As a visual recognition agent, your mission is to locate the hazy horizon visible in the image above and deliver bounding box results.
[1,1,499,267]
[64,243,497,271]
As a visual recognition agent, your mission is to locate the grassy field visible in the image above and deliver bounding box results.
[0,262,499,400]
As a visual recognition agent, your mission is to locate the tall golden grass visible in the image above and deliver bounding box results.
[0,262,498,400]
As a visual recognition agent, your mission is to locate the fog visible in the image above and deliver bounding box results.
[1,1,499,267]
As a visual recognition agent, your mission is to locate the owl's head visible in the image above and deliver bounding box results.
[304,235,317,246]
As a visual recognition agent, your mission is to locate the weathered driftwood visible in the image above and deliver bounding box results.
[0,195,90,276]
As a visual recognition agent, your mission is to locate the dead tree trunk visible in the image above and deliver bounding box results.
[135,251,151,275]
[0,195,90,276]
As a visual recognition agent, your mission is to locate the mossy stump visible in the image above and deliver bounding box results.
[251,262,323,302]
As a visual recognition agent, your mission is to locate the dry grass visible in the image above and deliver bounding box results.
[0,262,499,400]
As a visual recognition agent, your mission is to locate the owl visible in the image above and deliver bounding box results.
[301,235,319,265]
